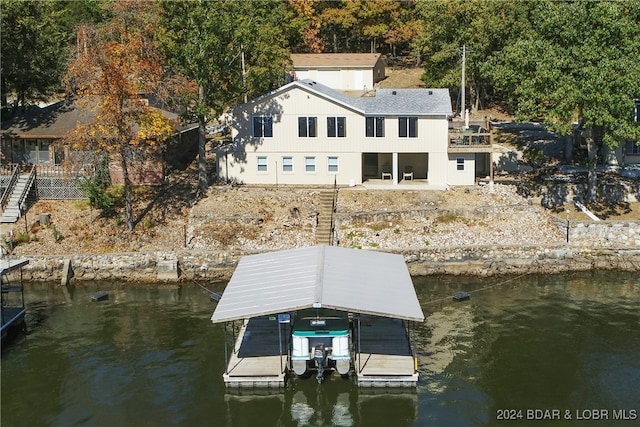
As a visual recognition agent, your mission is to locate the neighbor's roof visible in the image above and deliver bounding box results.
[292,53,382,68]
[1,100,197,139]
[210,245,425,323]
[233,79,452,117]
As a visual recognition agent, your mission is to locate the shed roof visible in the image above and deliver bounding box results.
[292,53,382,68]
[210,246,424,323]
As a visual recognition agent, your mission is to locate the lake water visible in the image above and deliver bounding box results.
[2,271,639,426]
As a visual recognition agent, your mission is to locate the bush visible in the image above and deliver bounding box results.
[80,174,116,216]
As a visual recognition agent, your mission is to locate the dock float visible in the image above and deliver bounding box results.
[355,315,418,387]
[1,258,30,342]
[223,316,287,388]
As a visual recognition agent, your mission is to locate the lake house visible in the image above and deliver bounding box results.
[216,79,493,188]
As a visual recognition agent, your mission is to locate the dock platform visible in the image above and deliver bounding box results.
[223,316,288,388]
[1,257,30,340]
[355,316,418,387]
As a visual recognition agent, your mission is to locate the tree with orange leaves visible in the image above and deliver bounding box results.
[66,0,195,231]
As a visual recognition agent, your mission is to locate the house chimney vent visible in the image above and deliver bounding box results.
[392,90,397,95]
[428,90,433,95]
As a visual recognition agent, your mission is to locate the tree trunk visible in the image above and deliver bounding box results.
[197,114,207,197]
[563,134,573,163]
[120,146,134,232]
[585,129,598,204]
[197,86,208,198]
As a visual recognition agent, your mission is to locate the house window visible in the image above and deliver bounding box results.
[634,99,640,123]
[282,156,293,172]
[257,156,268,172]
[456,157,465,171]
[399,117,418,138]
[305,156,316,172]
[298,117,317,138]
[253,115,273,138]
[366,117,385,137]
[327,156,339,173]
[626,140,640,155]
[327,117,346,137]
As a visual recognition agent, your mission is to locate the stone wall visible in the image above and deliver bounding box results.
[15,242,640,283]
[552,219,640,247]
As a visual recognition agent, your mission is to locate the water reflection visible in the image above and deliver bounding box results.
[224,383,418,427]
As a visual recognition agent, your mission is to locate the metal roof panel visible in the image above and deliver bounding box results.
[211,246,424,323]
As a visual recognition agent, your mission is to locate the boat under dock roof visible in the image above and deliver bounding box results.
[211,245,424,323]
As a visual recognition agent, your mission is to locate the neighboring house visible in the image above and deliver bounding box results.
[1,100,198,184]
[1,100,198,223]
[622,98,640,165]
[217,79,491,187]
[291,53,386,93]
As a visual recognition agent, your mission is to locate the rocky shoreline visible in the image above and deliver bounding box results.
[6,184,639,283]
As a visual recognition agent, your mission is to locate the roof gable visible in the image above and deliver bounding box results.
[211,246,425,323]
[233,80,452,118]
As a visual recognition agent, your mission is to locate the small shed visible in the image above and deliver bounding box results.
[291,53,386,92]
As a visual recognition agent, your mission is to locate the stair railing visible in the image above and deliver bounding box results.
[1,164,20,209]
[329,175,338,246]
[16,165,37,215]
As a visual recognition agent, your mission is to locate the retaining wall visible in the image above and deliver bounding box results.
[13,241,640,283]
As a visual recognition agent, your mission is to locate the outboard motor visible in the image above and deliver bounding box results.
[313,343,327,383]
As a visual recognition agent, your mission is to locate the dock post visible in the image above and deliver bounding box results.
[61,258,74,286]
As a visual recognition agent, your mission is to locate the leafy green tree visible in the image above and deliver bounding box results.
[413,0,532,113]
[67,0,192,231]
[160,0,291,196]
[1,0,68,112]
[487,1,640,202]
[0,0,107,115]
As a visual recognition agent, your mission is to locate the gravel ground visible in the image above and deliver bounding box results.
[186,183,565,252]
[8,183,566,256]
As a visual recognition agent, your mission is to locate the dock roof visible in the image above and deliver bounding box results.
[210,246,424,323]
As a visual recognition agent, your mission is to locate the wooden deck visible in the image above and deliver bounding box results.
[223,316,288,388]
[355,316,418,387]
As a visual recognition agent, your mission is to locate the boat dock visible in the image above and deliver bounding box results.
[223,316,288,388]
[1,257,30,341]
[212,246,424,389]
[355,315,418,387]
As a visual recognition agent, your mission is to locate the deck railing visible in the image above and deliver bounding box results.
[448,129,492,148]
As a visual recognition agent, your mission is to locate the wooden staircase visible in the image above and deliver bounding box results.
[316,189,336,245]
[1,167,36,224]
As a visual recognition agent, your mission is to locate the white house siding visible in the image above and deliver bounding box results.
[219,82,453,187]
[221,87,365,186]
[447,153,476,186]
[295,68,374,92]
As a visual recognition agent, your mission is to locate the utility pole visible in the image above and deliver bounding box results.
[241,44,247,103]
[460,44,466,118]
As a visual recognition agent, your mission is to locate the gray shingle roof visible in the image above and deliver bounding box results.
[296,79,452,117]
[1,100,195,139]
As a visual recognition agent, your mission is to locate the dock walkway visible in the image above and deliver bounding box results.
[355,315,418,387]
[223,316,288,388]
[1,257,30,340]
